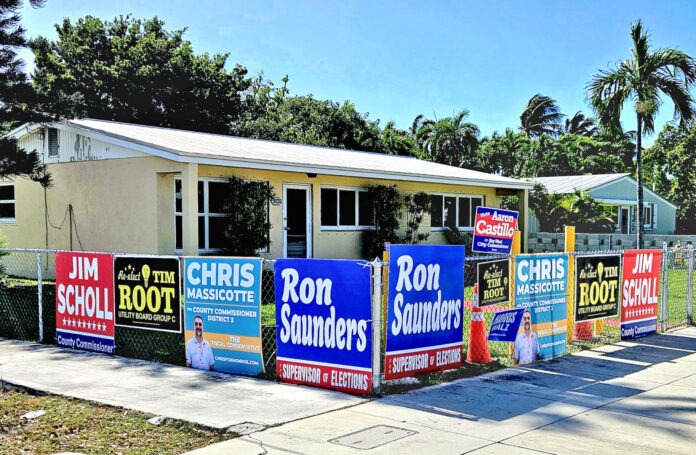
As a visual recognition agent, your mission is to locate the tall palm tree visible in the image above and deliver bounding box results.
[520,94,564,138]
[415,110,480,168]
[562,111,598,137]
[587,19,696,248]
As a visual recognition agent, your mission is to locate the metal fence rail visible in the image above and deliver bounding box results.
[1,246,693,387]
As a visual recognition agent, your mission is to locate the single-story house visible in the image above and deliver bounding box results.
[2,119,532,263]
[529,173,676,235]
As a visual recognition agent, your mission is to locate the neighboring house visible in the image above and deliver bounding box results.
[2,119,532,263]
[529,173,676,235]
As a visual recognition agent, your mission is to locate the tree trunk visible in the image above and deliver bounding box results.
[636,114,645,249]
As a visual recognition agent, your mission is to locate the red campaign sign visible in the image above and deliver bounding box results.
[55,252,115,353]
[276,359,372,396]
[384,344,462,380]
[621,249,661,323]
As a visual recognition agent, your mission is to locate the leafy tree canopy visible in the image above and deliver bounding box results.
[0,0,52,186]
[231,75,382,151]
[31,15,251,134]
[644,122,696,233]
[529,184,614,233]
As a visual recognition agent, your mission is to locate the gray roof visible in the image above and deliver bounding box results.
[532,174,630,194]
[64,119,532,190]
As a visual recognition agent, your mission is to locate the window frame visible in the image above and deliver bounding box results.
[174,177,229,254]
[320,186,374,231]
[0,182,15,224]
[47,127,59,157]
[430,193,484,231]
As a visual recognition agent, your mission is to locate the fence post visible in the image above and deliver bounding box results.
[661,242,669,332]
[688,245,694,325]
[371,259,383,395]
[37,250,44,343]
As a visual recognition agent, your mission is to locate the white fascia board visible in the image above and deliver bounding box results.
[4,122,44,139]
[180,153,533,190]
[594,198,637,206]
[67,123,184,161]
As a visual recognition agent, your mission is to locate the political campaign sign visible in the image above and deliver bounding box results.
[621,249,661,340]
[55,252,115,354]
[385,244,465,380]
[114,256,181,333]
[574,254,621,322]
[488,308,525,342]
[514,253,568,360]
[184,257,264,376]
[477,259,510,307]
[472,207,518,254]
[274,259,372,395]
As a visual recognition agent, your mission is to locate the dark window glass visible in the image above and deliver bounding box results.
[208,217,227,249]
[197,181,205,213]
[444,197,456,228]
[458,198,471,227]
[175,216,182,250]
[0,204,15,218]
[358,191,374,226]
[198,216,205,249]
[0,185,14,200]
[48,128,59,156]
[321,188,337,226]
[175,180,182,213]
[471,197,483,225]
[430,195,442,227]
[339,190,356,226]
[208,181,227,213]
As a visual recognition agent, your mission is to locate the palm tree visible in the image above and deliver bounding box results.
[520,94,564,138]
[414,110,481,168]
[587,19,696,248]
[562,111,598,137]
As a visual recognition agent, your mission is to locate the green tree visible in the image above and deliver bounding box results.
[530,184,614,233]
[381,121,415,156]
[31,15,250,134]
[0,0,52,186]
[232,79,383,152]
[414,110,481,168]
[218,177,275,256]
[562,111,598,137]
[520,94,564,138]
[644,123,696,233]
[362,184,401,259]
[588,19,696,247]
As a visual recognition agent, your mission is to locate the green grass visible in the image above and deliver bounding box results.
[0,389,236,455]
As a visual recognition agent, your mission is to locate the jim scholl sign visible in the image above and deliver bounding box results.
[114,256,182,333]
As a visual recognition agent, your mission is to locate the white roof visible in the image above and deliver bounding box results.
[63,119,531,190]
[533,173,676,208]
[532,174,630,194]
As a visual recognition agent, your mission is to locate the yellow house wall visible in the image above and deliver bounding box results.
[1,156,183,254]
[198,166,503,260]
[3,154,513,264]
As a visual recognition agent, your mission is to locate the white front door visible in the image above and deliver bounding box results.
[283,184,312,258]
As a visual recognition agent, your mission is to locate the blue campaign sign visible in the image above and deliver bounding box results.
[385,245,465,379]
[274,259,373,395]
[472,207,519,254]
[183,257,264,376]
[514,253,569,360]
[488,308,525,342]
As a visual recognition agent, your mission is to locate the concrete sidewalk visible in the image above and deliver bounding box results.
[2,327,696,454]
[189,327,696,454]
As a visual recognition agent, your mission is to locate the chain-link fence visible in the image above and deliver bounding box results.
[1,246,694,388]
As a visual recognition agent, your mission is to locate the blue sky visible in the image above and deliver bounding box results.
[19,0,696,144]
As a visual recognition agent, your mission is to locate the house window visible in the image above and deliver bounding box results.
[174,178,229,252]
[320,187,373,229]
[0,183,15,223]
[175,178,270,252]
[430,194,483,229]
[48,128,59,157]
